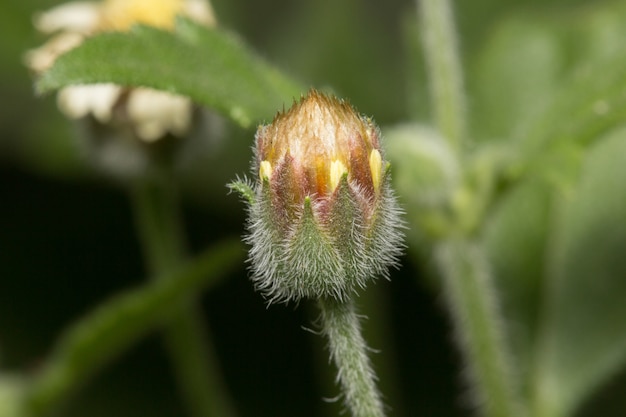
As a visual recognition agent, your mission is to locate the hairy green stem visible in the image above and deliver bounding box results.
[359,285,406,416]
[318,297,385,417]
[131,179,237,417]
[18,239,243,417]
[418,0,467,151]
[436,238,523,417]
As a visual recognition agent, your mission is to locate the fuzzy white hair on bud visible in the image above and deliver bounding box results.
[230,90,405,304]
[230,89,403,417]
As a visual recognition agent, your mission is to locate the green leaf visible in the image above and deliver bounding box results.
[469,14,564,141]
[530,128,626,417]
[36,18,303,128]
[469,3,626,186]
[506,3,626,178]
[516,54,626,170]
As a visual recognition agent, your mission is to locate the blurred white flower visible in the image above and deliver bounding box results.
[34,2,101,35]
[25,0,216,142]
[127,88,192,142]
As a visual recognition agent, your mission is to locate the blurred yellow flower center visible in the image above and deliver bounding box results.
[101,0,184,31]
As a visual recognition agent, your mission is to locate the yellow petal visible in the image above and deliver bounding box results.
[369,149,382,192]
[259,160,272,181]
[330,159,347,192]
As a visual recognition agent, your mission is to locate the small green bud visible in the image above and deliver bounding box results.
[384,124,460,240]
[230,90,404,303]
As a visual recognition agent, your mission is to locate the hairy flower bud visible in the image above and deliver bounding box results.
[230,90,404,303]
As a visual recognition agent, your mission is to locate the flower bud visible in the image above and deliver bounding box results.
[231,90,404,303]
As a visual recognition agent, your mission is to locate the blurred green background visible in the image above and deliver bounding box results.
[2,0,626,416]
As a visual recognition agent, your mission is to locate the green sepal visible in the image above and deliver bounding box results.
[326,174,367,287]
[258,176,283,239]
[365,170,405,278]
[284,197,346,301]
[227,178,255,206]
[244,176,285,301]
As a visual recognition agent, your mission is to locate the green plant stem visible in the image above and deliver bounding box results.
[436,238,523,417]
[18,239,243,417]
[318,297,385,417]
[359,285,406,416]
[131,179,237,417]
[418,0,467,151]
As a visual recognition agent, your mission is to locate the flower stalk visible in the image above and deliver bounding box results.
[230,90,404,416]
[131,178,237,417]
[318,297,385,417]
[417,1,522,416]
[436,238,523,417]
[418,0,467,151]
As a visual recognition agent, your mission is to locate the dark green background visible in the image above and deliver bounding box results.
[1,0,624,416]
